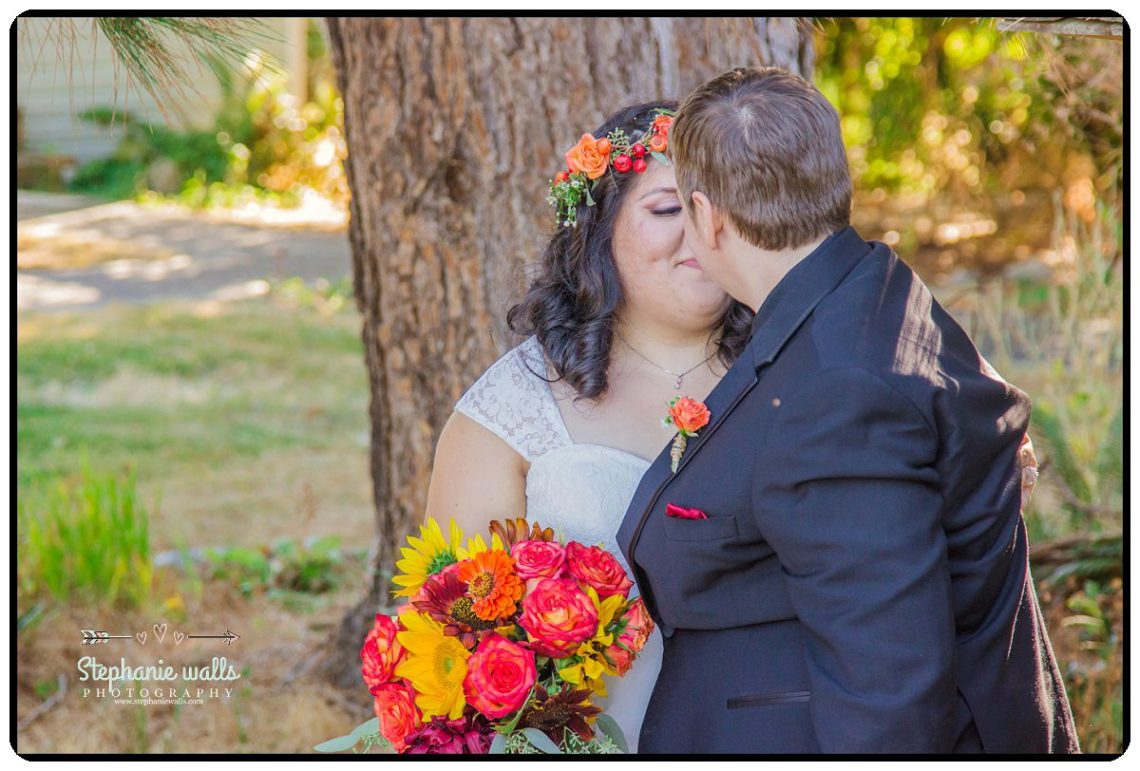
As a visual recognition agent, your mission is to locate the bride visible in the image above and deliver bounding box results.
[422,99,1038,752]
[424,100,749,751]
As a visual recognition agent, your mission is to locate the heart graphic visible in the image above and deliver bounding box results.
[154,623,167,643]
[136,631,147,646]
[174,631,186,645]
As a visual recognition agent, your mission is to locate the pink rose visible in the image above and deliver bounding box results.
[511,540,567,580]
[605,597,654,676]
[463,633,537,718]
[519,577,598,658]
[361,613,405,688]
[372,681,422,752]
[565,541,634,600]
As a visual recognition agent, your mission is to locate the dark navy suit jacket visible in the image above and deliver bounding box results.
[616,227,1078,754]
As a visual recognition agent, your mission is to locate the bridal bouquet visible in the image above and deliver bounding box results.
[316,517,653,754]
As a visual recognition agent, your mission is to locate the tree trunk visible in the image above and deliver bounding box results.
[321,16,813,688]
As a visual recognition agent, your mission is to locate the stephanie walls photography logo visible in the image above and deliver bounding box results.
[77,622,243,707]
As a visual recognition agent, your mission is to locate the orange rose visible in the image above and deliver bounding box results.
[652,114,672,138]
[519,577,598,658]
[371,681,422,752]
[565,541,633,600]
[564,134,610,180]
[667,396,711,435]
[361,613,405,689]
[648,133,668,154]
[463,633,537,718]
[605,597,654,675]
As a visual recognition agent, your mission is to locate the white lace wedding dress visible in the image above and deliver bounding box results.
[454,336,664,753]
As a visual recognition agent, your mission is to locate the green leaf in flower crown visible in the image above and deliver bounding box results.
[521,727,564,754]
[650,151,670,166]
[595,713,629,753]
[585,184,595,207]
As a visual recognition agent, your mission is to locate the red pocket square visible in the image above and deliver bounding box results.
[665,503,708,520]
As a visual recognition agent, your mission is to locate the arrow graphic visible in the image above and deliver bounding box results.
[81,629,133,644]
[186,629,241,645]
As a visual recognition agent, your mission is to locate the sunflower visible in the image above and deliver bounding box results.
[395,610,471,720]
[456,549,524,622]
[558,587,625,697]
[393,518,465,599]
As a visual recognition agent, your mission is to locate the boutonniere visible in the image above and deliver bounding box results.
[663,396,711,472]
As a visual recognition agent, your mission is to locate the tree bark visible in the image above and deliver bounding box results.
[321,16,813,688]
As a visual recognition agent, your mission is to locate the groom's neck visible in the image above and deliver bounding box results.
[730,235,827,313]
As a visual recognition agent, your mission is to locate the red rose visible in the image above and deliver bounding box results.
[463,633,537,718]
[519,577,598,658]
[565,541,634,600]
[511,539,566,580]
[372,681,422,752]
[604,597,654,675]
[361,613,405,689]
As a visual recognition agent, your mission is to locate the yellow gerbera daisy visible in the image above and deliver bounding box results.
[558,587,625,697]
[395,610,471,720]
[392,517,465,598]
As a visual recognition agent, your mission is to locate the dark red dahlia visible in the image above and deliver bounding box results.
[404,710,495,754]
[411,569,498,648]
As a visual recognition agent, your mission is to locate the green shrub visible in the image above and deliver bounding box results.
[17,465,154,608]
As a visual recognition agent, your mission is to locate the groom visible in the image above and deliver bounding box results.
[616,67,1079,754]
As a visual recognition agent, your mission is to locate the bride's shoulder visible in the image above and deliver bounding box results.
[453,336,568,461]
[462,336,549,396]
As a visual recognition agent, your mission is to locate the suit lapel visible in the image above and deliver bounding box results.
[619,227,877,583]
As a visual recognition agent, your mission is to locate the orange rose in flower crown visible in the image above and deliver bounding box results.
[663,396,712,472]
[564,133,612,179]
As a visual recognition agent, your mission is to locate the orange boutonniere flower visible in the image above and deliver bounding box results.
[663,396,711,472]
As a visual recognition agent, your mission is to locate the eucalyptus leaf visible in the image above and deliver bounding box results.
[350,717,380,740]
[489,733,508,754]
[521,727,564,754]
[594,713,629,754]
[650,151,671,166]
[313,733,362,753]
[585,184,596,207]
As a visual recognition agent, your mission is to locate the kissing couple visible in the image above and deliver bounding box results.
[422,66,1079,754]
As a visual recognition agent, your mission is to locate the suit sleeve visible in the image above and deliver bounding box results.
[752,366,956,752]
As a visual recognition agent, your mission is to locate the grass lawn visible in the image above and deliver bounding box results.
[16,295,375,551]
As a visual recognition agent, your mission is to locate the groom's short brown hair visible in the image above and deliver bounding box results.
[671,67,852,251]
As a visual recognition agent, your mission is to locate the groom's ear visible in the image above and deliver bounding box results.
[689,191,723,250]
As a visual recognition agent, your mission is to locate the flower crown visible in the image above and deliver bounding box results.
[546,109,674,228]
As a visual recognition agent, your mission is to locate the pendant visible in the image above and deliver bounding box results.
[674,376,682,389]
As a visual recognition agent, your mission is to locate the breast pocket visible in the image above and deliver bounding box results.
[662,513,739,542]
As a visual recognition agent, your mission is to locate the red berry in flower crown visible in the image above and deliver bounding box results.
[630,142,647,159]
[632,158,648,173]
[612,154,633,173]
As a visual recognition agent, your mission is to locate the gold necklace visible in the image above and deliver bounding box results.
[615,331,718,390]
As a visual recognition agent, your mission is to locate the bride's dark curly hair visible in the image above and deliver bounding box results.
[507,100,754,401]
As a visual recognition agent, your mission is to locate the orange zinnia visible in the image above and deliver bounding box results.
[457,549,524,622]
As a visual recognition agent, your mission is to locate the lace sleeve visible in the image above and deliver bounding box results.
[454,337,571,463]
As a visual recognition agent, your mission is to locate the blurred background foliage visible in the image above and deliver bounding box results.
[66,19,347,213]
